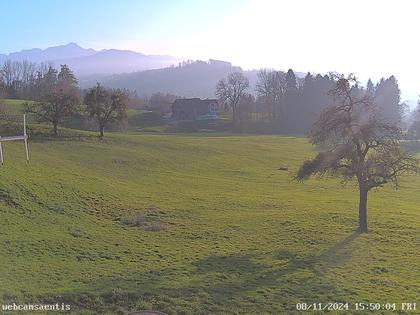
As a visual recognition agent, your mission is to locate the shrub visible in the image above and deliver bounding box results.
[146,221,165,232]
[135,212,144,226]
[69,228,83,238]
[120,216,135,226]
[120,211,144,227]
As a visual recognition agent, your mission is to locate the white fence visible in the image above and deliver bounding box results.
[0,114,29,164]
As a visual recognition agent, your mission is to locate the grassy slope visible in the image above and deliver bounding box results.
[1,99,30,114]
[0,131,418,315]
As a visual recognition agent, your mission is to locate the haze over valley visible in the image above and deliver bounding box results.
[1,1,419,314]
[1,42,416,107]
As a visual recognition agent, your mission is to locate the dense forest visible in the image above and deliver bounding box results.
[226,69,406,134]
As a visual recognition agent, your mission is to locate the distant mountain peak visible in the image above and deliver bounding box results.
[65,42,82,47]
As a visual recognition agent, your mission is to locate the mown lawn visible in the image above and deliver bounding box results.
[0,131,419,314]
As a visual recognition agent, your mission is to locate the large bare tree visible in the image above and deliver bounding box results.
[256,69,285,121]
[216,72,249,124]
[296,74,419,233]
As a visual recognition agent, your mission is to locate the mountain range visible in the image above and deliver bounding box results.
[1,42,417,109]
[0,43,180,76]
[0,43,307,98]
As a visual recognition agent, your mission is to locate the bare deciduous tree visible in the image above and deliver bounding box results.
[296,74,419,233]
[216,72,249,124]
[0,60,54,99]
[256,69,285,121]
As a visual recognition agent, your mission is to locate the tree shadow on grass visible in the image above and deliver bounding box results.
[180,231,361,313]
[37,232,360,314]
[281,230,360,278]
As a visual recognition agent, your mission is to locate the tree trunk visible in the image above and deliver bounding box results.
[99,125,105,139]
[53,122,58,136]
[232,106,237,124]
[358,187,368,233]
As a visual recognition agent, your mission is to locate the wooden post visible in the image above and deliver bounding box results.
[23,114,29,163]
[0,114,29,165]
[0,136,3,165]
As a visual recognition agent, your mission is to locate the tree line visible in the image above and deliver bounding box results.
[408,100,420,140]
[1,59,415,137]
[0,60,128,138]
[216,69,406,134]
[0,59,53,100]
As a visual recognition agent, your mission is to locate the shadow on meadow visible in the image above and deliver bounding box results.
[35,232,360,314]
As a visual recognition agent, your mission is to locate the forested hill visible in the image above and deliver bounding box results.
[80,60,262,98]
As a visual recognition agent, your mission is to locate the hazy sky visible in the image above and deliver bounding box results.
[1,0,418,105]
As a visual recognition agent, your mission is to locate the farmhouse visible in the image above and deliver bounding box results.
[172,98,219,121]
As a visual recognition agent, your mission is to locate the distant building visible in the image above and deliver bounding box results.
[172,98,219,121]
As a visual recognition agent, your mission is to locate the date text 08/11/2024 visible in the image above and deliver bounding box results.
[295,302,417,311]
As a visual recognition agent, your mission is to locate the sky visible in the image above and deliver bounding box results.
[0,0,418,106]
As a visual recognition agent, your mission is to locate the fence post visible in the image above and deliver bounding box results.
[23,114,29,163]
[0,136,3,165]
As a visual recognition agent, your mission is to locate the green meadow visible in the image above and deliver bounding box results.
[0,101,419,314]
